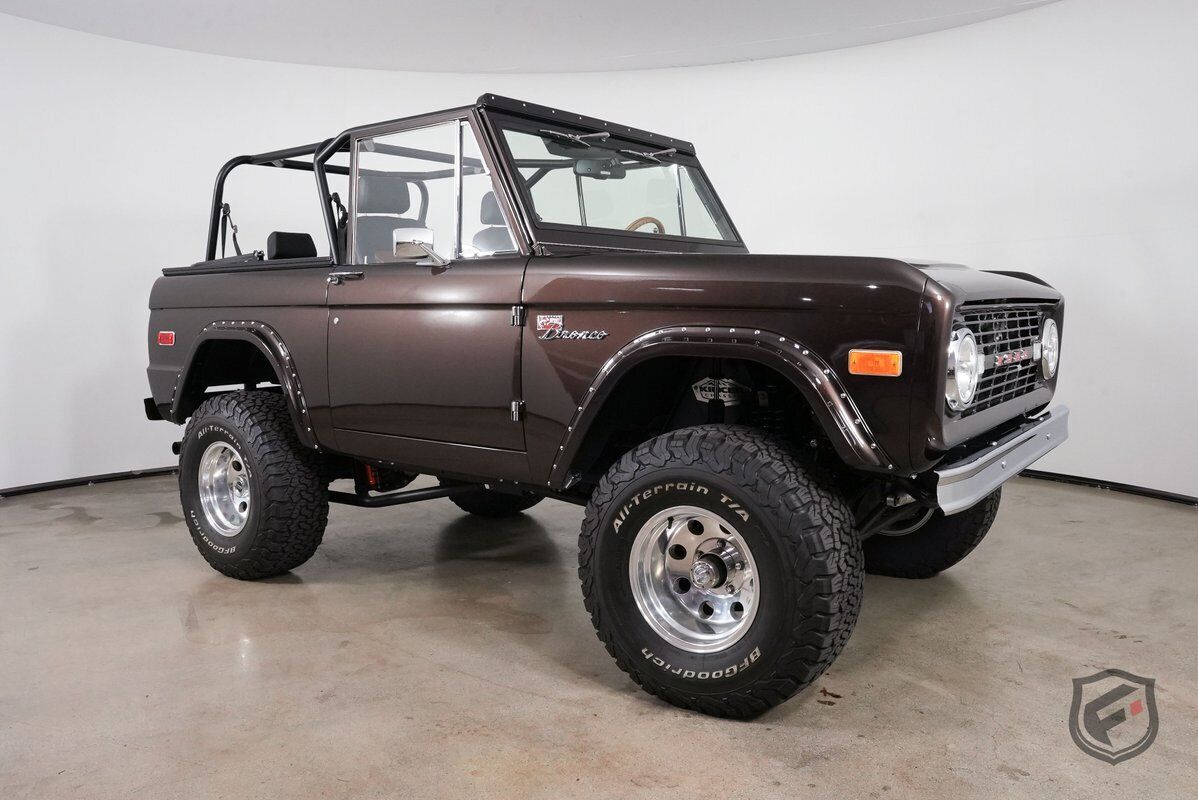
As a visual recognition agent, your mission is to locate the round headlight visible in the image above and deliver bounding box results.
[946,327,981,410]
[1041,318,1059,378]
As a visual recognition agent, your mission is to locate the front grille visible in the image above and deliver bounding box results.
[958,302,1052,417]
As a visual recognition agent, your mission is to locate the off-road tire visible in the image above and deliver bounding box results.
[579,425,863,719]
[446,485,542,517]
[179,391,328,580]
[863,488,1001,579]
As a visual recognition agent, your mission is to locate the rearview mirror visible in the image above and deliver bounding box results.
[574,158,626,180]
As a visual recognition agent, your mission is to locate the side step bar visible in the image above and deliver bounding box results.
[328,484,473,508]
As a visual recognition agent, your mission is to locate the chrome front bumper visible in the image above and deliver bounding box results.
[935,405,1069,515]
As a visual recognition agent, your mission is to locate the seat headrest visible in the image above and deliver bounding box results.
[480,191,505,226]
[266,231,317,260]
[358,175,411,214]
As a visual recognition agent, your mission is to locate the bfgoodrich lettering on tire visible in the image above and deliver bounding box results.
[578,425,863,718]
[179,391,328,580]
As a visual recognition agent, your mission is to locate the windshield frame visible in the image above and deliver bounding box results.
[480,109,746,254]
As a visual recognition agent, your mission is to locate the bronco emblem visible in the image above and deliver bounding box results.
[536,313,608,341]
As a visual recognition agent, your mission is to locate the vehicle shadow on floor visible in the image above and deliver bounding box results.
[183,512,568,641]
[276,501,562,580]
[431,514,563,568]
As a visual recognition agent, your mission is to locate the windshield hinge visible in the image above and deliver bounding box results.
[510,305,526,326]
[510,400,525,422]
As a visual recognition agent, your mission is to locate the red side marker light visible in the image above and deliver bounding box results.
[157,331,176,346]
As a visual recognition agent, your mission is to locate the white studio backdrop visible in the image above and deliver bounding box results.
[0,0,1195,496]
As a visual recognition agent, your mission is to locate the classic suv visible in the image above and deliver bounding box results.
[145,94,1067,718]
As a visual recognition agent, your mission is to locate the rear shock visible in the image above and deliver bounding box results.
[353,463,417,495]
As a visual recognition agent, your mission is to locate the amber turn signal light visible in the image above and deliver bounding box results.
[848,349,902,377]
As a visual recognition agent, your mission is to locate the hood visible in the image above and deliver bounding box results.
[912,261,1061,304]
[526,253,1059,312]
[525,253,931,313]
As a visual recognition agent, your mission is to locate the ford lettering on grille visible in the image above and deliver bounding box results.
[991,346,1033,368]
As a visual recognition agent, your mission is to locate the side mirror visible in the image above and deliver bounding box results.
[392,228,450,267]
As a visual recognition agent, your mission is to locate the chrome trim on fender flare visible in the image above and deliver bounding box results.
[545,325,896,489]
[935,405,1069,515]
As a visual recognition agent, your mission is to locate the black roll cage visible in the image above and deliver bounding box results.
[203,94,744,265]
[204,140,341,262]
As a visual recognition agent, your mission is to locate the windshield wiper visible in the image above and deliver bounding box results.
[538,128,677,164]
[618,147,678,164]
[538,128,611,148]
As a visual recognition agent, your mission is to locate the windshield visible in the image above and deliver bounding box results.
[498,125,738,242]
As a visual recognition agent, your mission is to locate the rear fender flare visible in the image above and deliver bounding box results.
[548,326,893,489]
[169,320,320,451]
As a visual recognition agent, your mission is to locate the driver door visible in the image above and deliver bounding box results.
[327,114,529,480]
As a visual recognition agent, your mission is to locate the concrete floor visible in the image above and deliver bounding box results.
[1,476,1195,799]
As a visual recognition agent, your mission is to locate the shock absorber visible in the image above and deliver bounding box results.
[354,463,417,495]
[749,384,787,436]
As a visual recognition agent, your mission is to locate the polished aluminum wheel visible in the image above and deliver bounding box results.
[629,505,759,654]
[197,442,251,537]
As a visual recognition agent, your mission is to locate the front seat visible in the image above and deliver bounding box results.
[472,191,515,254]
[355,175,423,262]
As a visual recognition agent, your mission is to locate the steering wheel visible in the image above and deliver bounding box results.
[625,216,666,234]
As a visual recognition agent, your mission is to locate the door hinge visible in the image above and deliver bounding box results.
[510,400,525,422]
[510,305,526,326]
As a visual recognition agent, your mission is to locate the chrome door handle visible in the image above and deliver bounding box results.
[327,271,364,285]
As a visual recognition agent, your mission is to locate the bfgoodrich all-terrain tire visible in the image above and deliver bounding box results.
[446,485,542,517]
[863,488,1001,579]
[579,425,863,718]
[179,391,328,580]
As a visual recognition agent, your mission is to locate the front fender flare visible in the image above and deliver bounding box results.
[548,326,895,489]
[169,320,320,451]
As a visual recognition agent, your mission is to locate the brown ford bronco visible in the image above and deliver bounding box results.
[145,94,1067,717]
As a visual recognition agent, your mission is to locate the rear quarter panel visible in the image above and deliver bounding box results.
[146,263,332,436]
